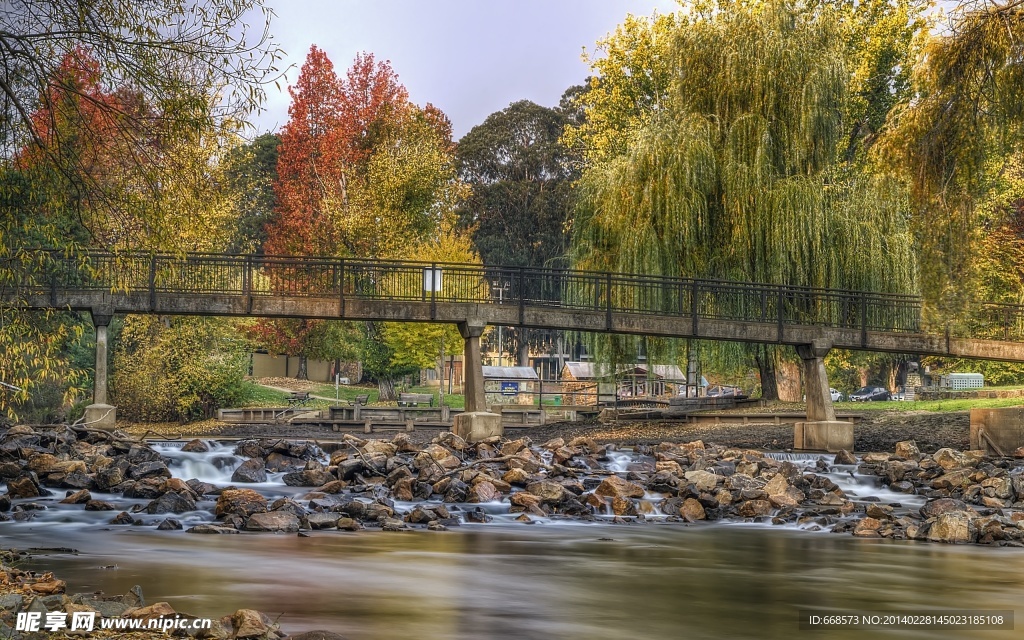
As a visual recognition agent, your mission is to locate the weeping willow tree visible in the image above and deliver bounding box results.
[569,0,919,398]
[882,0,1024,327]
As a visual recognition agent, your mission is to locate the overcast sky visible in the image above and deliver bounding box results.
[254,0,678,139]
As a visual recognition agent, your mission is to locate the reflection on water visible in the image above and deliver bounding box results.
[8,524,1023,639]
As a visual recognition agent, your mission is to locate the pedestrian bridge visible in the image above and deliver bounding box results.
[6,250,1024,361]
[6,250,1024,449]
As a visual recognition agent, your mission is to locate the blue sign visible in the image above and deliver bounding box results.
[500,381,519,396]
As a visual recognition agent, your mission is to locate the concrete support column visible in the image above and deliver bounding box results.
[84,308,116,430]
[796,340,836,423]
[793,339,852,452]
[453,321,502,442]
[459,321,486,412]
[93,322,109,405]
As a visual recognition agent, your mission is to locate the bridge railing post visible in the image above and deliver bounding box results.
[861,293,868,347]
[148,254,157,311]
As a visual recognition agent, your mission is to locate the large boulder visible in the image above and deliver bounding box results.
[145,491,197,515]
[680,498,706,521]
[927,511,977,544]
[933,448,972,470]
[525,481,566,505]
[215,489,268,519]
[683,470,720,493]
[231,459,268,483]
[594,476,645,500]
[244,511,300,533]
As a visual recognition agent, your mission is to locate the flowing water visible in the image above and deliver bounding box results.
[4,445,1023,639]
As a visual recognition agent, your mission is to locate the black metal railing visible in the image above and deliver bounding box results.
[5,249,1024,342]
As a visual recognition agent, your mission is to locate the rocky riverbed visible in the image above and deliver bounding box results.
[1,421,1023,635]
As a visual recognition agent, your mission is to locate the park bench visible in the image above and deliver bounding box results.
[350,394,369,406]
[286,392,310,406]
[397,392,433,407]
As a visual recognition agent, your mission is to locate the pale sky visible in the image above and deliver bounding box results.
[255,0,678,139]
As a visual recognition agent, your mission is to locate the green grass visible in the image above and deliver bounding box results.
[836,397,1024,412]
[235,382,290,407]
[305,383,467,408]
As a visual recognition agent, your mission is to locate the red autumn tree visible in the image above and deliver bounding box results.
[264,45,346,256]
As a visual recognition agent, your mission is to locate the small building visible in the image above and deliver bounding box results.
[939,373,984,390]
[559,362,689,405]
[483,366,539,406]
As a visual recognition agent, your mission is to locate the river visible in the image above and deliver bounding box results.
[4,444,1023,638]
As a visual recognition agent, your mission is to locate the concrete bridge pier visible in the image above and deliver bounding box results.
[83,308,117,430]
[793,339,852,452]
[452,321,502,442]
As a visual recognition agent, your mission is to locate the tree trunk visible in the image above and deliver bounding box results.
[377,377,396,401]
[518,328,530,367]
[756,345,780,401]
[297,355,308,380]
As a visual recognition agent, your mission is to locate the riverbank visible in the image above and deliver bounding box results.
[117,408,970,453]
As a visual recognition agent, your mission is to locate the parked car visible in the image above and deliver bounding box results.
[706,385,749,399]
[849,386,891,402]
[830,388,844,402]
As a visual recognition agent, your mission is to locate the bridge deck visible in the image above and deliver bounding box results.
[5,250,1024,361]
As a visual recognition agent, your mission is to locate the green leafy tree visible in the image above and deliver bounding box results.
[0,0,281,418]
[224,133,281,254]
[113,316,250,422]
[569,0,920,398]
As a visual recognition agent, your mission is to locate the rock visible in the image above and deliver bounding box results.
[85,499,116,511]
[125,601,176,620]
[266,452,306,472]
[336,517,362,531]
[305,512,340,529]
[509,492,543,511]
[890,480,916,493]
[181,439,210,453]
[231,459,268,483]
[187,524,239,534]
[284,631,350,640]
[763,474,789,497]
[1013,447,1024,458]
[931,469,973,490]
[865,504,894,520]
[156,518,183,530]
[526,481,566,504]
[110,511,135,525]
[415,444,461,470]
[146,491,197,514]
[894,440,922,461]
[215,489,268,518]
[0,494,10,512]
[933,448,972,470]
[927,511,977,544]
[981,476,1014,500]
[234,440,266,458]
[683,470,720,492]
[468,481,499,503]
[25,573,65,594]
[609,496,636,516]
[128,460,171,480]
[7,475,43,499]
[680,498,706,521]
[284,469,333,487]
[245,511,300,533]
[768,486,805,509]
[381,517,407,531]
[854,517,883,537]
[737,500,772,517]
[230,609,276,638]
[60,489,92,504]
[502,468,531,486]
[594,475,645,500]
